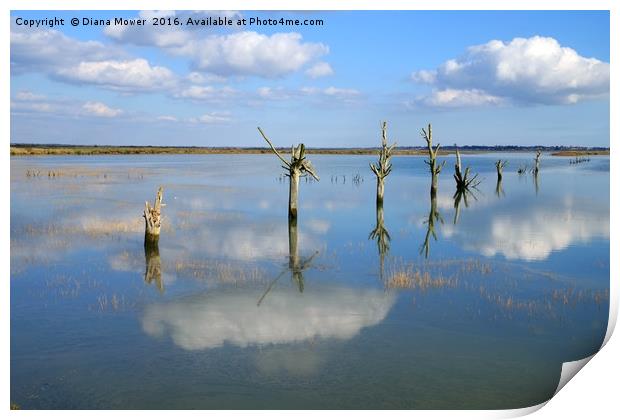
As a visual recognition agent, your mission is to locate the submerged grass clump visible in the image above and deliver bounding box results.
[174,260,267,286]
[385,261,457,291]
[19,217,173,239]
[22,166,148,181]
[381,256,608,320]
[93,293,127,312]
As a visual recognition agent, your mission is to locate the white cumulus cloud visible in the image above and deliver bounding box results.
[104,10,243,48]
[414,89,504,108]
[10,25,122,74]
[179,31,329,78]
[411,36,609,106]
[305,61,334,78]
[11,25,175,93]
[175,85,238,101]
[189,112,232,124]
[14,91,46,101]
[56,59,176,91]
[300,86,361,104]
[82,101,122,117]
[156,115,179,122]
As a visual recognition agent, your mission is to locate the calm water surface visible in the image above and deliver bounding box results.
[10,153,609,409]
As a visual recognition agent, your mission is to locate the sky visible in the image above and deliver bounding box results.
[9,10,610,147]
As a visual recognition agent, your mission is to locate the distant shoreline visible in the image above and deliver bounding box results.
[10,144,610,157]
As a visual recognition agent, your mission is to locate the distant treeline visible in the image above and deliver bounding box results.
[10,143,610,156]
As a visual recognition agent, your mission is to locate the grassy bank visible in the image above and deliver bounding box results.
[10,144,609,157]
[10,145,435,156]
[550,150,610,156]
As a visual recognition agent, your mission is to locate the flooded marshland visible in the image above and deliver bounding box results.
[10,153,609,409]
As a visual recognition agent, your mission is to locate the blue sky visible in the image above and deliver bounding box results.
[10,10,610,147]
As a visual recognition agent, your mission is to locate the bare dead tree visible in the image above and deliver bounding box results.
[421,123,445,198]
[495,159,508,182]
[143,186,164,244]
[453,147,481,191]
[258,127,319,219]
[370,121,396,205]
[534,150,542,175]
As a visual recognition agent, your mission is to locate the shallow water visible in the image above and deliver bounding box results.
[10,153,609,409]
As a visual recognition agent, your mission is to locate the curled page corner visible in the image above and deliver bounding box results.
[602,296,617,347]
[499,355,598,419]
[520,305,617,416]
[497,401,548,418]
[553,354,595,397]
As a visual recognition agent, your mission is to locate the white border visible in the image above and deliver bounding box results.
[3,1,616,418]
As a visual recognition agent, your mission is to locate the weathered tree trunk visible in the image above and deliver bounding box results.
[144,186,163,243]
[257,127,318,221]
[453,147,479,191]
[455,147,463,181]
[144,240,163,292]
[421,124,445,199]
[430,174,438,199]
[376,177,385,204]
[289,169,300,219]
[494,160,507,196]
[375,202,385,236]
[370,121,395,206]
[534,150,541,175]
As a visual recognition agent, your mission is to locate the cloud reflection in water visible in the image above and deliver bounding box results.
[142,286,395,350]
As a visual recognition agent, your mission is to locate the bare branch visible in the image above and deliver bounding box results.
[257,127,290,168]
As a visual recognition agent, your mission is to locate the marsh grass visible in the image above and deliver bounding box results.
[19,216,173,239]
[383,256,608,319]
[22,166,148,181]
[44,275,82,298]
[551,150,609,156]
[93,293,127,312]
[173,260,267,286]
[385,259,457,291]
[11,145,452,156]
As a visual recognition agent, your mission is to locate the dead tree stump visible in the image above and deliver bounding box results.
[453,147,480,191]
[143,186,163,243]
[257,127,319,219]
[421,124,445,198]
[495,159,508,182]
[370,121,396,205]
[534,150,542,175]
